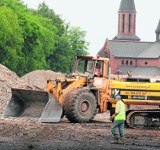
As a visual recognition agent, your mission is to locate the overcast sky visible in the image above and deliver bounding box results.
[21,0,160,56]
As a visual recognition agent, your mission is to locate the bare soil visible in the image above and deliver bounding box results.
[0,112,160,150]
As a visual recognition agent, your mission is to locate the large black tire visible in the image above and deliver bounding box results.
[64,88,97,123]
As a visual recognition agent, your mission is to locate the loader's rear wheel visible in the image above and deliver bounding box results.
[64,88,97,123]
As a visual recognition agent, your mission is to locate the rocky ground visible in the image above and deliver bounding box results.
[0,64,160,150]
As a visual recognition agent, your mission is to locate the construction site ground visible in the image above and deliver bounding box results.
[0,112,160,150]
[0,64,160,150]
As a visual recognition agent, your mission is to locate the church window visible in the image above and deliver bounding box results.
[121,60,124,65]
[134,15,135,29]
[130,60,132,65]
[122,14,125,32]
[126,60,128,65]
[128,14,131,32]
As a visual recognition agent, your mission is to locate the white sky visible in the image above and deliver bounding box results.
[21,0,160,56]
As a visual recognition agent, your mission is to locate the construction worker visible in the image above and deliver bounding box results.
[110,95,126,144]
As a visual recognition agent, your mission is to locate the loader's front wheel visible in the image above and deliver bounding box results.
[64,88,97,123]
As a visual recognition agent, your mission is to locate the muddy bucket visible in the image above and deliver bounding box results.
[3,88,62,122]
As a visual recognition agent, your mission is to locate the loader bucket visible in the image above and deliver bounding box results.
[3,88,62,122]
[39,94,62,123]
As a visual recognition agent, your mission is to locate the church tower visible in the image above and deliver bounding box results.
[155,20,160,42]
[113,0,140,41]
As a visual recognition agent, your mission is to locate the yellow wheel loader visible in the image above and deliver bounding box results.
[4,55,111,123]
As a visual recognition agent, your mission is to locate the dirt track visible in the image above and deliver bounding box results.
[0,112,160,150]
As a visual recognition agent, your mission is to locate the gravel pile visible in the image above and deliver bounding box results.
[22,70,64,90]
[0,64,27,115]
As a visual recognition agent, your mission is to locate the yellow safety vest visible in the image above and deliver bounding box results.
[115,101,126,121]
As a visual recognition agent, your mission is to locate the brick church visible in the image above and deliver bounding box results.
[98,0,160,76]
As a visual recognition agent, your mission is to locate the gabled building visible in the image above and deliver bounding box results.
[98,0,160,76]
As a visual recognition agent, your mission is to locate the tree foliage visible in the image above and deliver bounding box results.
[0,6,24,72]
[0,0,89,76]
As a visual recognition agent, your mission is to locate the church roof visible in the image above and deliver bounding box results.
[138,42,160,58]
[119,66,160,76]
[108,40,160,58]
[119,0,136,12]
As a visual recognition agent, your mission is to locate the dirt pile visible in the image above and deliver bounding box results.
[0,64,27,115]
[22,70,65,90]
[0,64,64,116]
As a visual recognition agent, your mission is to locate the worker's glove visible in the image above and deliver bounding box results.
[110,116,114,122]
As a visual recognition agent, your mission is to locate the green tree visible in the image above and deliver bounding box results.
[0,0,89,75]
[36,2,65,36]
[0,6,24,73]
[35,2,89,73]
[67,26,88,56]
[49,26,89,73]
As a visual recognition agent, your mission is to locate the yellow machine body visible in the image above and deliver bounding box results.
[110,78,160,128]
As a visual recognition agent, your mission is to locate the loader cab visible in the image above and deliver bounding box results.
[72,56,95,75]
[72,55,110,78]
[72,56,110,78]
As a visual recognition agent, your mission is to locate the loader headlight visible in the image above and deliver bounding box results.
[87,76,94,83]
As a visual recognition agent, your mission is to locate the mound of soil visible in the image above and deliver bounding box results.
[22,70,65,90]
[0,65,64,116]
[0,65,27,115]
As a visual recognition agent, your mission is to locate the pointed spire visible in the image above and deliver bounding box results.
[155,19,160,33]
[155,19,160,42]
[119,0,136,12]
